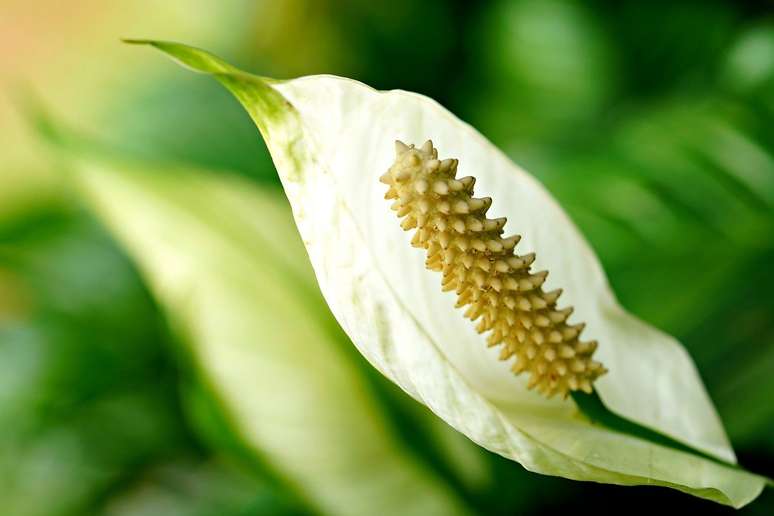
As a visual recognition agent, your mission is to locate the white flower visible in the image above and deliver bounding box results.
[127,39,768,508]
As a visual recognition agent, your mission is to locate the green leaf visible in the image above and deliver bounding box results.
[129,40,768,507]
[69,155,473,516]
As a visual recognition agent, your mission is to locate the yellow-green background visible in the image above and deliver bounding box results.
[1,0,773,514]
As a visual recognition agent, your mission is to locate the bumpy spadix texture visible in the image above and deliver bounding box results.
[382,141,606,398]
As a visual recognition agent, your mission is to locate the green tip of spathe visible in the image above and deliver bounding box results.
[122,38,234,75]
[121,38,151,45]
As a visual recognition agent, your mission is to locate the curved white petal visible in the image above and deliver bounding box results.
[130,41,768,508]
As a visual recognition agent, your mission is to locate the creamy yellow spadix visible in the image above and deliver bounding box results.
[382,140,606,398]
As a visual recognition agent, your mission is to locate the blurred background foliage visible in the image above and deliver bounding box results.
[1,0,773,514]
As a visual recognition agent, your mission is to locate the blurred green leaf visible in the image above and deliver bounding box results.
[103,76,277,183]
[69,153,473,516]
[466,0,614,145]
[0,206,194,516]
[99,458,302,516]
[723,23,774,93]
[596,0,737,96]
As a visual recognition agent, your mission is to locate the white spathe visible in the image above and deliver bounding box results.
[130,40,768,508]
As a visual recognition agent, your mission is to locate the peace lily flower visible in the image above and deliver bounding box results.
[128,40,769,507]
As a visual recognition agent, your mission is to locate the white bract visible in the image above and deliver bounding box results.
[130,40,767,507]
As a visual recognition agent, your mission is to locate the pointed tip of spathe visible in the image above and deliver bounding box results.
[395,140,409,156]
[121,38,151,45]
[421,139,434,154]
